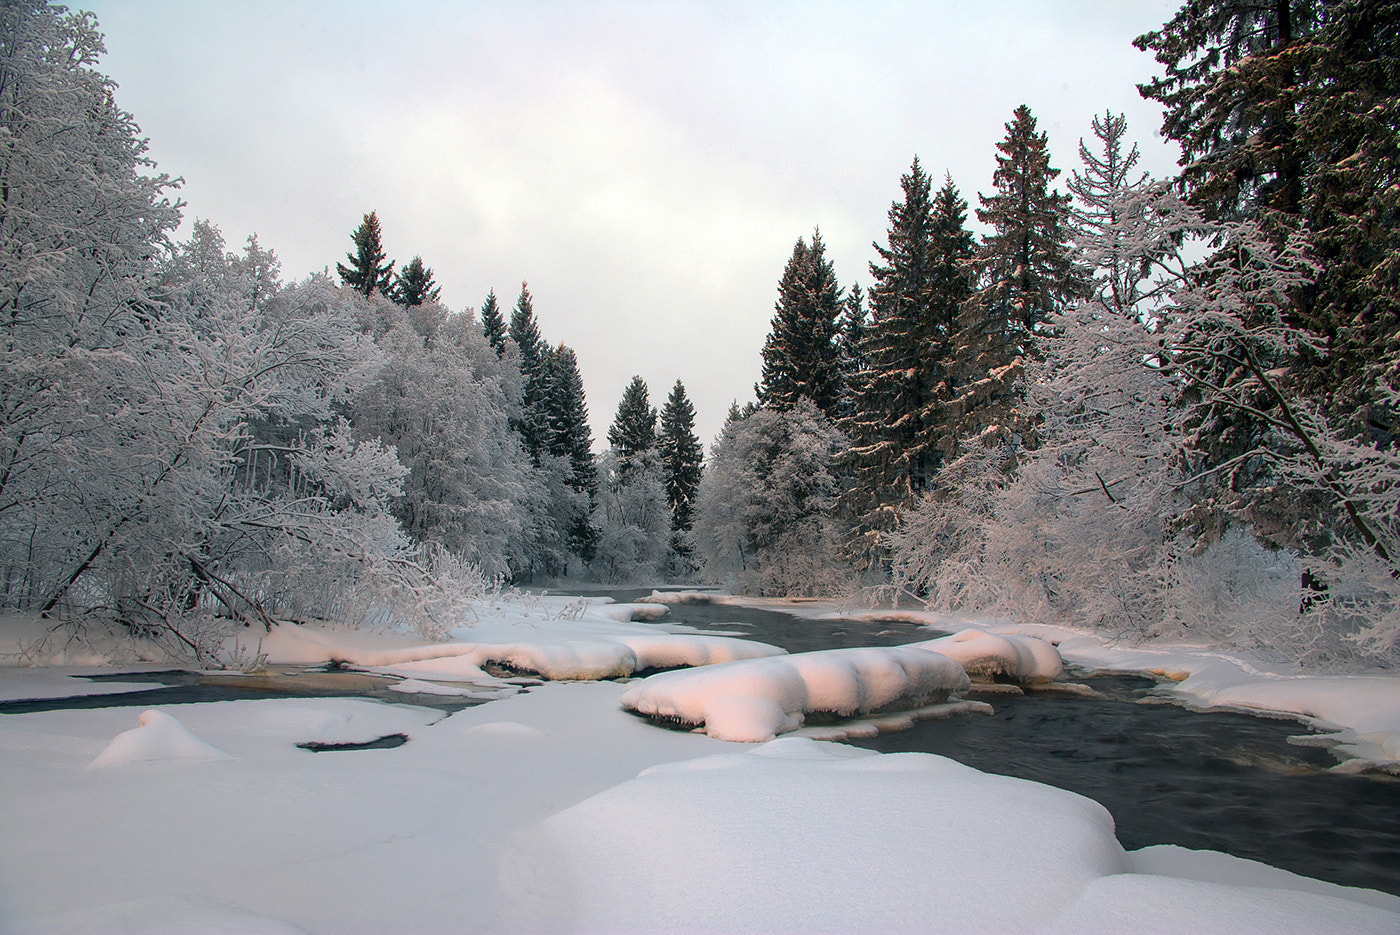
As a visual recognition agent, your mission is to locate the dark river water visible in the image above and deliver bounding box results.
[4,587,1398,895]
[599,588,1400,897]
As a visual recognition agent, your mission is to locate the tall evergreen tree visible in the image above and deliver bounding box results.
[542,343,599,560]
[480,288,507,356]
[834,283,868,420]
[336,211,395,297]
[608,376,658,468]
[757,229,844,418]
[658,380,704,567]
[839,161,975,566]
[509,282,548,460]
[1067,111,1153,315]
[1137,0,1400,441]
[390,255,441,307]
[949,106,1083,449]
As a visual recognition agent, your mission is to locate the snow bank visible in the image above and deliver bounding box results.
[501,737,1129,933]
[87,709,233,768]
[252,619,785,683]
[620,645,970,741]
[502,738,1400,934]
[914,628,1064,683]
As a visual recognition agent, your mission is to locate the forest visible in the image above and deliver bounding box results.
[1,0,1396,669]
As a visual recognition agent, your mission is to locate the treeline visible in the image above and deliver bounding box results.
[694,0,1400,667]
[0,1,703,660]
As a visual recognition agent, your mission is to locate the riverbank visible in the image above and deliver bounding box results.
[2,596,1399,933]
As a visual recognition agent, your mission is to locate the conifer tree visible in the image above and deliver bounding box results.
[608,376,658,469]
[509,282,548,460]
[480,289,507,356]
[757,230,844,418]
[1067,111,1152,315]
[336,211,395,297]
[1137,0,1400,440]
[949,106,1083,449]
[543,344,599,560]
[390,255,441,307]
[658,380,704,568]
[839,161,975,566]
[834,283,867,420]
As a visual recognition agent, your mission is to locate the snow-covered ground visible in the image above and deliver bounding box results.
[1,594,1398,933]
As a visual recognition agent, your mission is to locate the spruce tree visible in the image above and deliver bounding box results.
[336,211,395,297]
[390,255,441,307]
[1138,0,1400,439]
[480,289,507,356]
[509,282,548,460]
[757,229,844,418]
[658,379,704,543]
[608,376,657,469]
[839,160,974,566]
[1067,112,1152,315]
[834,283,867,420]
[949,106,1082,449]
[543,343,599,560]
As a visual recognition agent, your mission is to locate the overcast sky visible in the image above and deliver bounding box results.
[84,0,1182,449]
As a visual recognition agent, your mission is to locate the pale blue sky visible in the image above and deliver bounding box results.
[84,0,1182,447]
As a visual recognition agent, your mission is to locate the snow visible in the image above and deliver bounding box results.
[87,709,233,768]
[620,645,971,741]
[914,627,1065,682]
[2,597,1399,933]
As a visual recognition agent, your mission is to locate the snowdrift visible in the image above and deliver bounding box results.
[915,628,1064,683]
[620,645,971,741]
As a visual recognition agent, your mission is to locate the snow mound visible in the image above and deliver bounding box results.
[262,620,784,682]
[88,710,234,768]
[620,645,970,741]
[638,589,717,604]
[915,628,1064,683]
[1037,871,1400,935]
[500,738,1128,933]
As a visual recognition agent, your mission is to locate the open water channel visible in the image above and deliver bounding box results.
[3,587,1397,895]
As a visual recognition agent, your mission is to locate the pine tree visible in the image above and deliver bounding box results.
[658,380,704,570]
[390,255,441,307]
[509,282,548,460]
[336,211,395,297]
[608,376,658,469]
[839,161,975,566]
[949,106,1083,450]
[757,229,844,418]
[480,288,507,356]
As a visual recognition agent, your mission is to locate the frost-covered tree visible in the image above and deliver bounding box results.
[693,400,850,596]
[1138,0,1400,447]
[390,255,441,308]
[589,449,670,584]
[336,211,395,298]
[658,380,704,575]
[349,298,540,579]
[757,230,844,418]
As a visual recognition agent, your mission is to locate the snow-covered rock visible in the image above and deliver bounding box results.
[620,645,970,741]
[87,709,233,768]
[915,628,1064,683]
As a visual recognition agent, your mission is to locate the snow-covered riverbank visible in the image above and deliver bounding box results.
[2,595,1398,933]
